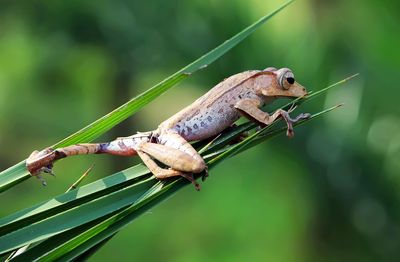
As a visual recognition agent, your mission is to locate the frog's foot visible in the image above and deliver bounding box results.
[26,148,63,178]
[281,111,311,137]
[180,173,201,191]
[36,173,50,186]
[201,166,209,182]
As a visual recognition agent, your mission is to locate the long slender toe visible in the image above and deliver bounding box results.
[180,173,201,191]
[42,166,55,177]
[201,166,209,182]
[36,175,47,186]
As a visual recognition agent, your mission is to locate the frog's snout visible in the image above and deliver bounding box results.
[289,82,308,98]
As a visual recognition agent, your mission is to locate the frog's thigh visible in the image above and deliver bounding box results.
[138,142,205,173]
[158,131,203,159]
[137,150,183,178]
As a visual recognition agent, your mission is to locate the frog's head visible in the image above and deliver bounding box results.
[258,67,308,98]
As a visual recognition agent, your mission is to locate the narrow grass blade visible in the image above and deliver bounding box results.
[0,163,29,193]
[0,176,156,254]
[66,164,94,192]
[5,164,95,261]
[0,165,151,235]
[302,73,359,103]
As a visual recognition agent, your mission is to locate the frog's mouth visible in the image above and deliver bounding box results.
[284,82,308,98]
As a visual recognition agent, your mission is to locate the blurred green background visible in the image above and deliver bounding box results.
[1,0,399,261]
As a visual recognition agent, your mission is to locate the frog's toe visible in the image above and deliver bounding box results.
[30,164,56,186]
[42,164,55,177]
[201,166,209,182]
[36,174,48,186]
[286,127,295,138]
[180,173,201,191]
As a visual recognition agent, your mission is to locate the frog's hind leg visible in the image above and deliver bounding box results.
[26,133,152,179]
[26,144,106,177]
[136,150,200,190]
[136,130,207,188]
[142,131,205,172]
[138,142,205,174]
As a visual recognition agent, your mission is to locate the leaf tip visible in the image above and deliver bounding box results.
[344,73,360,82]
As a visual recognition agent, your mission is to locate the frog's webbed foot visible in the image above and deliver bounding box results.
[180,173,201,191]
[36,164,58,186]
[26,148,61,184]
[235,99,310,138]
[179,166,210,190]
[280,110,311,137]
[36,173,49,186]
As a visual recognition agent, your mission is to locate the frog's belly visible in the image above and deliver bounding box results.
[172,109,240,141]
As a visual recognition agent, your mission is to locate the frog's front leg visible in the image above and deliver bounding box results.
[234,99,310,137]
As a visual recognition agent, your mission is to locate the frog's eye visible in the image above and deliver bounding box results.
[278,69,295,90]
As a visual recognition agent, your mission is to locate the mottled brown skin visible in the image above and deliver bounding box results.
[160,69,307,141]
[26,67,309,189]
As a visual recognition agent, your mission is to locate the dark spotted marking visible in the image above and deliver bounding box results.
[193,123,198,129]
[201,122,205,127]
[207,116,212,122]
[180,108,203,123]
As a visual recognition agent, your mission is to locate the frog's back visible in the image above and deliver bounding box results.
[159,70,262,141]
[193,70,260,105]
